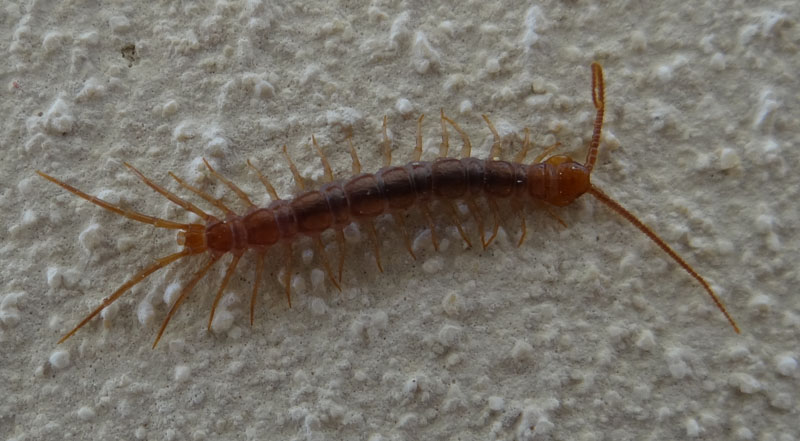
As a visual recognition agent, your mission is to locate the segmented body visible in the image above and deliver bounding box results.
[208,157,583,253]
[37,63,740,349]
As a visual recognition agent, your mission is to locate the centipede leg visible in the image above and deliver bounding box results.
[485,198,501,248]
[413,114,425,161]
[439,109,450,157]
[420,203,440,252]
[208,253,242,331]
[169,171,235,217]
[336,230,346,283]
[247,159,280,201]
[533,142,562,164]
[440,113,472,158]
[283,243,294,307]
[465,198,487,249]
[348,136,362,175]
[311,135,335,182]
[250,252,265,326]
[365,219,384,272]
[447,202,472,248]
[314,237,342,292]
[382,115,392,166]
[282,145,306,190]
[153,254,222,349]
[36,171,191,230]
[482,115,502,160]
[393,213,417,260]
[125,163,211,222]
[57,250,192,344]
[203,158,256,208]
[544,207,568,228]
[514,128,533,163]
[512,200,527,247]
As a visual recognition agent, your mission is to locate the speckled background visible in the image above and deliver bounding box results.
[1,1,798,440]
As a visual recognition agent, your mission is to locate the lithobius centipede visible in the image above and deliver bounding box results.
[37,63,740,348]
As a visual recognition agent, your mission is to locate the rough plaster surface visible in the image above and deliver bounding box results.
[1,1,798,440]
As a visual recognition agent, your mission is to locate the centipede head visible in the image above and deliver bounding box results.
[536,63,604,207]
[542,155,592,207]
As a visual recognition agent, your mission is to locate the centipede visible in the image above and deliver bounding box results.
[37,63,740,349]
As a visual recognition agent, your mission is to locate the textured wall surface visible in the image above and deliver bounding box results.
[1,1,798,440]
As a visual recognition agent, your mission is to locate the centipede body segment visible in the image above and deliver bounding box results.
[37,63,740,348]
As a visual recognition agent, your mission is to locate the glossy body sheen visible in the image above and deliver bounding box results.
[37,63,740,349]
[200,157,586,255]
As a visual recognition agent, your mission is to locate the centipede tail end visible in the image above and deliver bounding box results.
[57,250,194,344]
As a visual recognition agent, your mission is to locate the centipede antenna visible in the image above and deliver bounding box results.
[207,253,242,331]
[169,171,235,217]
[250,252,266,326]
[413,114,425,161]
[439,109,450,158]
[57,250,192,344]
[588,185,741,334]
[347,136,362,175]
[441,114,472,159]
[420,203,440,252]
[124,163,212,222]
[203,158,256,208]
[153,254,222,348]
[335,230,347,283]
[393,214,417,260]
[246,159,280,201]
[311,135,335,182]
[36,171,191,230]
[585,62,605,173]
[314,237,342,292]
[482,115,502,160]
[447,201,472,248]
[365,219,384,272]
[382,115,392,167]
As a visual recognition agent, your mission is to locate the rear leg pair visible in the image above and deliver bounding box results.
[39,160,258,348]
